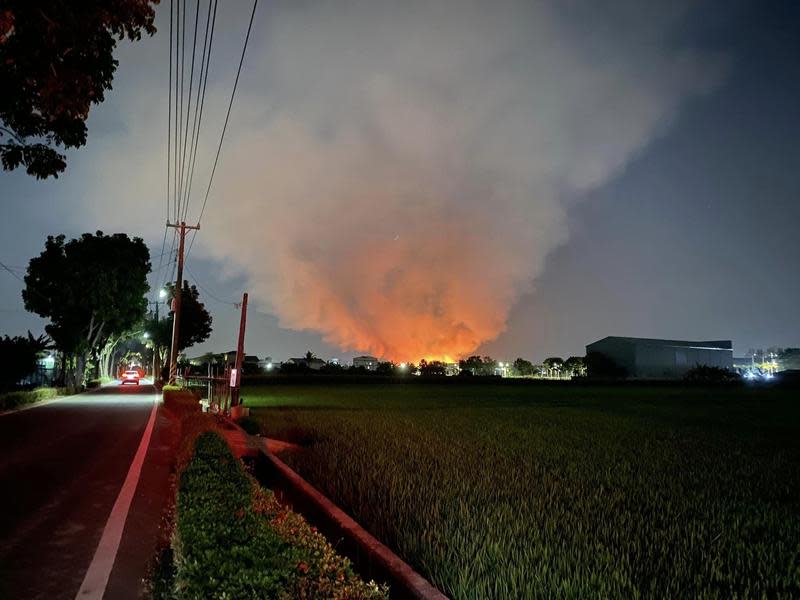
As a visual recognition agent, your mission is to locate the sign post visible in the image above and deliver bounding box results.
[230,292,248,410]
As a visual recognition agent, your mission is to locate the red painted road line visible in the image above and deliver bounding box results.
[75,396,159,600]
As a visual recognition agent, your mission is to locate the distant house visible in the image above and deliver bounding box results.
[586,336,733,379]
[352,355,378,371]
[258,356,281,371]
[286,357,326,370]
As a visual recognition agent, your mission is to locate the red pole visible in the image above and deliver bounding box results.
[231,292,248,407]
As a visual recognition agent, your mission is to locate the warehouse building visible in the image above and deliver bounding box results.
[586,336,733,379]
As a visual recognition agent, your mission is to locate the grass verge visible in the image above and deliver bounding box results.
[0,386,79,411]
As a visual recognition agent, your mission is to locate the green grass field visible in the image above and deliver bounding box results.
[243,383,800,599]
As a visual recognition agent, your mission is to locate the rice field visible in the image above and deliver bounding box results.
[243,383,800,599]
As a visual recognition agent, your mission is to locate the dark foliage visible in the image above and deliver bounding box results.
[684,364,741,383]
[419,359,446,376]
[23,232,150,385]
[585,352,628,378]
[0,1,158,178]
[513,357,536,376]
[150,281,213,356]
[458,355,497,376]
[0,331,49,390]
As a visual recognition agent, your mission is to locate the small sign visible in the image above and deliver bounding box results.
[230,368,238,388]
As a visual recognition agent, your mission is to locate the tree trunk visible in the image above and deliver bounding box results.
[74,352,87,389]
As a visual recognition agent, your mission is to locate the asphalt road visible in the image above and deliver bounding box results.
[0,382,175,600]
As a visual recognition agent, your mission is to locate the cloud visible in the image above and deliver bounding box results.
[69,0,725,361]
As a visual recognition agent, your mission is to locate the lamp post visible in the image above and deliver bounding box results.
[147,288,168,380]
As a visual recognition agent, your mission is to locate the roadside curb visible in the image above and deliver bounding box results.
[259,447,449,600]
[219,417,448,600]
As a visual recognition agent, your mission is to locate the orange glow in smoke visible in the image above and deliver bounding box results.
[261,212,519,364]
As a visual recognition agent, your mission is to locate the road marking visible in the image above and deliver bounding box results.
[75,396,159,600]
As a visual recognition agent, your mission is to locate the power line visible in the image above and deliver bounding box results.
[181,0,218,223]
[0,259,50,302]
[0,259,26,283]
[184,263,237,306]
[155,0,175,300]
[177,0,201,222]
[186,0,259,260]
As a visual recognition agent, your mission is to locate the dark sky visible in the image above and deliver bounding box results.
[1,0,798,363]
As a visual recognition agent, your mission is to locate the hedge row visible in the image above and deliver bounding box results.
[171,431,388,599]
[0,387,69,411]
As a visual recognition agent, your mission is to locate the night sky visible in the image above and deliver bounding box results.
[1,0,798,363]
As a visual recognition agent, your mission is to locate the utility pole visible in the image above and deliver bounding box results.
[166,221,200,385]
[231,292,248,408]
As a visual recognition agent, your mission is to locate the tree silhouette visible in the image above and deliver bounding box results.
[543,357,564,378]
[0,331,51,390]
[23,232,150,386]
[0,1,158,178]
[148,280,212,355]
[513,357,536,376]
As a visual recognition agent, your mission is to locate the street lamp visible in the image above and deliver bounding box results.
[159,288,168,299]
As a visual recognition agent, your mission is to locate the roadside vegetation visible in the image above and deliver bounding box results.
[153,394,388,599]
[244,383,800,599]
[0,387,59,411]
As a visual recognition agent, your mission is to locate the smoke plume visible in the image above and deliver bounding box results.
[77,0,725,361]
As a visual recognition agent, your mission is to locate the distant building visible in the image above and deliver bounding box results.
[352,355,378,371]
[259,356,281,371]
[586,336,733,379]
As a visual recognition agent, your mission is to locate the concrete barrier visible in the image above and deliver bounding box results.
[253,443,449,600]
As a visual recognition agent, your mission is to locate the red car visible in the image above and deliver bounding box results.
[121,370,141,385]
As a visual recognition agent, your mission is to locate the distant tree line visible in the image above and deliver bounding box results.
[248,352,589,379]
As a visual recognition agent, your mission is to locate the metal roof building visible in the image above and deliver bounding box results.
[586,336,733,379]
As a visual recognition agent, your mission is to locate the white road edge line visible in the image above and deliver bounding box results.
[75,396,159,599]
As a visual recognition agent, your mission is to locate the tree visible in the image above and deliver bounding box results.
[0,1,158,178]
[513,357,536,376]
[419,359,446,377]
[376,361,396,375]
[458,355,497,376]
[304,350,317,361]
[543,357,564,378]
[563,356,586,378]
[0,332,51,390]
[23,232,151,386]
[778,348,800,370]
[152,281,213,369]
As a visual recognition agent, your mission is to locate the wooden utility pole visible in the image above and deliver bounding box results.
[231,292,248,407]
[166,221,200,385]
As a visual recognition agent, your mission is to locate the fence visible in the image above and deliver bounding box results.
[182,367,232,414]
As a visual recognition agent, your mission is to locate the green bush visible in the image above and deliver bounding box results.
[0,387,60,410]
[170,430,388,600]
[174,431,297,599]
